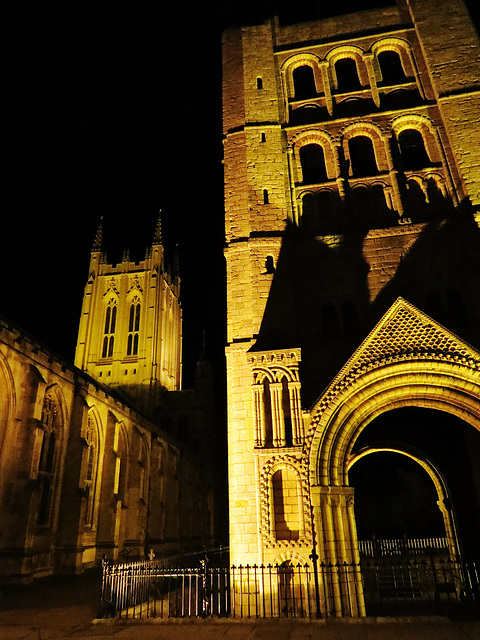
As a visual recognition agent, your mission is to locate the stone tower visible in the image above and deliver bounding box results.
[75,214,182,415]
[223,0,480,614]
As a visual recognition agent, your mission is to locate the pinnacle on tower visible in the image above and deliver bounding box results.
[92,217,104,252]
[172,243,180,280]
[153,209,163,245]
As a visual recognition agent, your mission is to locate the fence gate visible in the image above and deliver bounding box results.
[100,561,230,619]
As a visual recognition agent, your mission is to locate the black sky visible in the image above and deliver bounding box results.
[3,1,478,386]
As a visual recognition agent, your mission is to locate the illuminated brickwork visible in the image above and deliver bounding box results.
[223,0,480,615]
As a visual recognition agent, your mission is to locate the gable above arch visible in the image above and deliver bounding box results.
[307,297,480,485]
[311,297,480,415]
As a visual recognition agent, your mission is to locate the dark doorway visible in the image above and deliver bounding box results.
[350,406,480,563]
[349,451,445,540]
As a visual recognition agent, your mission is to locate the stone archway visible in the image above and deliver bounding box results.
[304,298,480,616]
[348,444,460,561]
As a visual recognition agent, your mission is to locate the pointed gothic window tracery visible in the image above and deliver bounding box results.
[83,416,99,527]
[102,300,117,358]
[127,297,141,356]
[37,391,61,527]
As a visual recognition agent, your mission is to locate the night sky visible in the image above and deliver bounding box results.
[3,1,478,386]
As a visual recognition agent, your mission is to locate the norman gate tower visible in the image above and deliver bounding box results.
[223,0,480,615]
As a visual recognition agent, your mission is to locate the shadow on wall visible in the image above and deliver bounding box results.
[253,198,480,407]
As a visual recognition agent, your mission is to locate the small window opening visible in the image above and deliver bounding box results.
[378,50,408,85]
[261,132,266,143]
[263,189,269,204]
[335,58,362,92]
[265,255,275,274]
[300,144,328,184]
[348,136,378,177]
[398,129,431,170]
[257,77,263,89]
[292,65,317,99]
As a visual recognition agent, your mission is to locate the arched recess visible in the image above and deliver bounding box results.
[36,383,68,529]
[390,114,442,166]
[291,130,337,183]
[348,444,461,560]
[281,53,323,100]
[0,351,16,478]
[308,362,480,489]
[261,456,309,546]
[326,45,368,91]
[82,406,104,528]
[340,121,389,175]
[371,37,416,84]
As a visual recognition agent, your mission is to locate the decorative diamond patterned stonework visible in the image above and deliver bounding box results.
[307,298,480,437]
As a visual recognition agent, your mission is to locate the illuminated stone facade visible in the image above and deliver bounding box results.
[0,220,215,584]
[75,217,182,415]
[223,0,480,615]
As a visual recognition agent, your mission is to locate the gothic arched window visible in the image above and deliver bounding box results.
[37,392,61,527]
[102,300,117,358]
[293,65,317,99]
[348,136,378,177]
[84,416,99,526]
[335,57,362,92]
[127,297,141,356]
[300,144,327,184]
[398,129,431,170]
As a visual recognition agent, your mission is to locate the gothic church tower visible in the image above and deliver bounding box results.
[75,214,182,416]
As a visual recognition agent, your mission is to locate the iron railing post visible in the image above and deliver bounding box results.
[309,547,322,618]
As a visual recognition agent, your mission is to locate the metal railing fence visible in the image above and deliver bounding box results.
[99,557,479,620]
[359,537,449,557]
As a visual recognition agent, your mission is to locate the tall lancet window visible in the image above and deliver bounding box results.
[127,296,141,356]
[102,299,117,358]
[83,416,99,527]
[37,391,60,526]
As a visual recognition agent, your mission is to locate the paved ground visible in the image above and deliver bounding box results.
[1,569,480,639]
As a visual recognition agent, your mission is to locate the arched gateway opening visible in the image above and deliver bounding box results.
[306,309,480,616]
[349,450,448,551]
[348,407,480,563]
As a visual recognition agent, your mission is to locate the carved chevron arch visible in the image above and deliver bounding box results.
[305,297,480,487]
[259,453,313,549]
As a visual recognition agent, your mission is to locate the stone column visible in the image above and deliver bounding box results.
[289,381,303,444]
[383,134,405,217]
[311,485,365,617]
[333,143,347,200]
[252,385,266,447]
[363,53,380,107]
[287,146,300,226]
[270,383,285,447]
[319,61,333,115]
